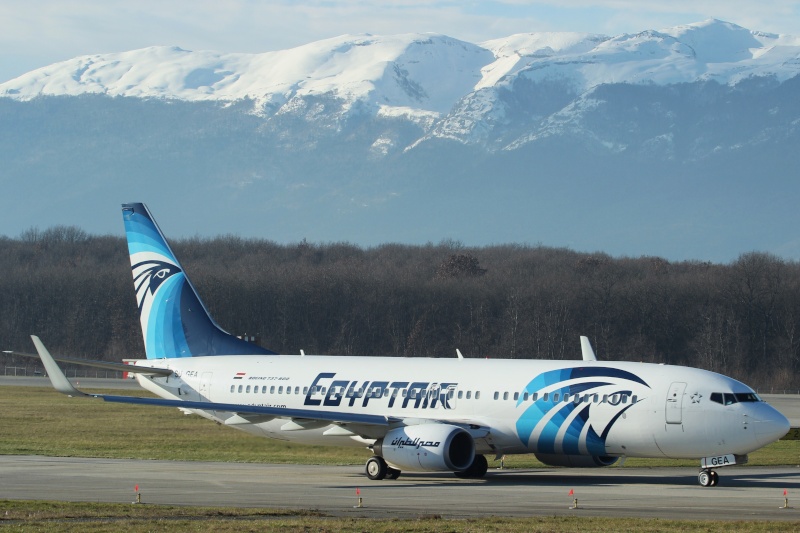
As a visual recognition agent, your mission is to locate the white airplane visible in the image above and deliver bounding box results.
[20,203,790,487]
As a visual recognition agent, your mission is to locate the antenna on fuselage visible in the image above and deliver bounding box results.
[580,336,597,362]
[456,349,464,359]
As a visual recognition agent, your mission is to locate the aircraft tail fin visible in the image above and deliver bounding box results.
[122,203,274,359]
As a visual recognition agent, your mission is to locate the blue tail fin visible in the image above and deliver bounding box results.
[122,203,274,358]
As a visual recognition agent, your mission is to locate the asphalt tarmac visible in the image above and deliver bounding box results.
[0,455,798,521]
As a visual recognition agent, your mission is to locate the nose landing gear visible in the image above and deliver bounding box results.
[698,469,719,487]
[697,453,746,487]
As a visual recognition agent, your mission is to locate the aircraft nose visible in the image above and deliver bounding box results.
[752,404,791,447]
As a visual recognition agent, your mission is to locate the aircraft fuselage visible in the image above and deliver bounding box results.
[134,356,787,460]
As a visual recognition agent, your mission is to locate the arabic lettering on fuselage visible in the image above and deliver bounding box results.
[303,372,458,410]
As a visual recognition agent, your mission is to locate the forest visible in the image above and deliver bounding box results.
[1,225,798,391]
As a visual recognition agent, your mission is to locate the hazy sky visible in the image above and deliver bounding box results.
[2,1,799,83]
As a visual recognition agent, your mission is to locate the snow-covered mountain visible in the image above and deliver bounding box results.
[6,19,800,100]
[2,19,800,262]
[3,19,799,145]
[1,34,491,121]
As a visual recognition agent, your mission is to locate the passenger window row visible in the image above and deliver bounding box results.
[229,384,483,400]
[492,391,636,405]
[230,384,303,395]
[227,382,640,407]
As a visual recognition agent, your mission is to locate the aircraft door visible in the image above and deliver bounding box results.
[665,382,686,424]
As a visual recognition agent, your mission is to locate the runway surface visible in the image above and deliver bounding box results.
[0,455,798,521]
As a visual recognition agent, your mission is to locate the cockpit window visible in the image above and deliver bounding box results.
[735,392,761,402]
[710,391,761,405]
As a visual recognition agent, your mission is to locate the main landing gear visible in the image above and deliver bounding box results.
[698,469,719,487]
[454,454,488,479]
[365,456,401,480]
[364,455,489,480]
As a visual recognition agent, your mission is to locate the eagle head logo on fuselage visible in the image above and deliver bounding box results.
[515,367,650,455]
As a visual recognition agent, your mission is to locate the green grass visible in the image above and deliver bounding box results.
[0,386,797,467]
[0,386,373,463]
[0,500,796,532]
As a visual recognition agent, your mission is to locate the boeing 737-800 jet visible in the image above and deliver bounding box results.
[15,203,790,486]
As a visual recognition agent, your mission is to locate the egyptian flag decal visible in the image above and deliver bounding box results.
[234,372,246,380]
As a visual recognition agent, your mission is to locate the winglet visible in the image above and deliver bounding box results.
[30,335,88,397]
[456,349,464,360]
[580,336,598,362]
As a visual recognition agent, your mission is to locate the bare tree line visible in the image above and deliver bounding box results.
[1,226,798,389]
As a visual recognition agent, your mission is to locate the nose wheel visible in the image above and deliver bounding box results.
[698,469,719,487]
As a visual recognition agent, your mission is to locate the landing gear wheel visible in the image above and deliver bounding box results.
[709,470,719,487]
[470,454,489,478]
[698,469,712,487]
[366,456,388,480]
[454,455,489,479]
[386,467,401,480]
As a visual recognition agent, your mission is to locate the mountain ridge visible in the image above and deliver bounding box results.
[4,19,799,108]
[2,19,800,262]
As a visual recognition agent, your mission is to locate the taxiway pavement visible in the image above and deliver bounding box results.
[0,455,798,521]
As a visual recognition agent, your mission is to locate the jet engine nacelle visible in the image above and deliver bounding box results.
[534,453,619,468]
[373,424,475,472]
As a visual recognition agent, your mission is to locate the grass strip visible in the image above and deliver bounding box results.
[0,500,796,532]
